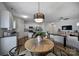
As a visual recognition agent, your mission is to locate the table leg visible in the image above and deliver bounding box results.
[64,36,66,47]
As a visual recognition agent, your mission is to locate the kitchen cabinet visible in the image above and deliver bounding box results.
[67,36,79,49]
[0,36,17,55]
[0,38,1,55]
[0,10,13,30]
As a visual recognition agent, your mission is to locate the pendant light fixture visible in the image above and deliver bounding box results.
[34,2,45,23]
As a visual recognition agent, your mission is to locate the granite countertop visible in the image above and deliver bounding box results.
[0,34,17,38]
[49,33,78,37]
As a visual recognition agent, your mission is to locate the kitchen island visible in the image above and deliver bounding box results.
[49,32,79,50]
[0,35,17,55]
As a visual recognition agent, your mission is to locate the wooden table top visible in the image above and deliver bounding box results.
[24,38,54,53]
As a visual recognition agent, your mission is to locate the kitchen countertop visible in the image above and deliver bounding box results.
[0,34,17,38]
[49,33,78,37]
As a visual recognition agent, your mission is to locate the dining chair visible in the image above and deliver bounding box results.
[8,45,25,56]
[8,45,32,56]
[52,45,71,56]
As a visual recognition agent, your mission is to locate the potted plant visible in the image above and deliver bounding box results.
[34,32,46,44]
[35,32,45,37]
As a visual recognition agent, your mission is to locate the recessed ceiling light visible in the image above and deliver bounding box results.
[77,22,79,26]
[21,15,28,18]
[51,23,54,25]
[60,19,63,21]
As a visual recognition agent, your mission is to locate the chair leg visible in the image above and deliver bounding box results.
[51,47,58,56]
[16,47,21,55]
[51,47,54,53]
[31,52,34,56]
[60,50,62,56]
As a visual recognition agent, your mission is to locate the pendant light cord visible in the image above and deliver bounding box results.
[38,2,40,12]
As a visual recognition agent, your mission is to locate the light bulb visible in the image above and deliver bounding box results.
[34,18,43,23]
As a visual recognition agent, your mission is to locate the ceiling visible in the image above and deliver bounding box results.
[3,2,79,22]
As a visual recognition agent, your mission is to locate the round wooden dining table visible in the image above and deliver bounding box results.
[24,38,54,56]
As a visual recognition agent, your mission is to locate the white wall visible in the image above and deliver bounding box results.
[54,19,79,32]
[0,2,7,11]
[15,17,25,38]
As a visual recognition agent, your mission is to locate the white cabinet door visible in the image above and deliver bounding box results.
[0,10,13,30]
[0,36,17,55]
[0,38,1,55]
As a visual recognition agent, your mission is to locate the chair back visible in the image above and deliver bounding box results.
[8,45,22,56]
